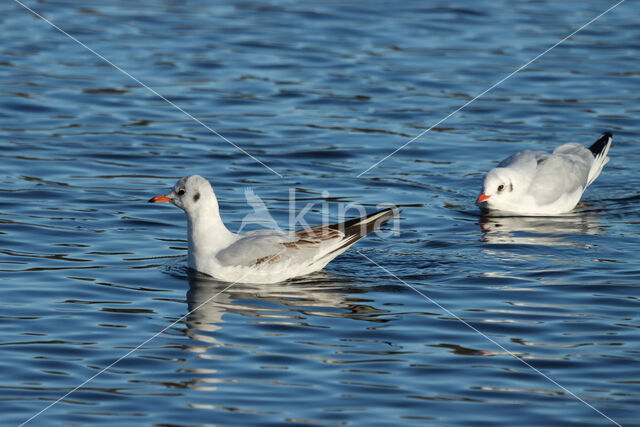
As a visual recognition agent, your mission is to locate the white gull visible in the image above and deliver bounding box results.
[476,132,612,215]
[149,175,399,284]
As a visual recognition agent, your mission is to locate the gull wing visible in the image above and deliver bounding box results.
[215,208,400,268]
[527,143,592,205]
[215,230,315,267]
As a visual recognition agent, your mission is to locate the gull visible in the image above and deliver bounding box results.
[476,132,612,215]
[149,175,400,284]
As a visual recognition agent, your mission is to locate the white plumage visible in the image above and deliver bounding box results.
[149,175,399,284]
[476,133,612,215]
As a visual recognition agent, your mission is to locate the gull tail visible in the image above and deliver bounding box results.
[314,207,401,262]
[586,132,612,187]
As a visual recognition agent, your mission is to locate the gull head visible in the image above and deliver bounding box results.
[476,167,517,210]
[149,175,216,214]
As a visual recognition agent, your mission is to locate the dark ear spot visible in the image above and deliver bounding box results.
[193,192,200,202]
[509,183,514,192]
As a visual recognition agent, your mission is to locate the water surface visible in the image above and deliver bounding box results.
[1,1,639,425]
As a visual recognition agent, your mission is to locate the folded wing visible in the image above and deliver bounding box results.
[527,143,592,205]
[215,208,400,268]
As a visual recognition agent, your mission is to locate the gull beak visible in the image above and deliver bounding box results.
[476,193,491,204]
[149,195,172,203]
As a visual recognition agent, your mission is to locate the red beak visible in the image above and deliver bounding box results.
[476,193,491,204]
[148,195,172,203]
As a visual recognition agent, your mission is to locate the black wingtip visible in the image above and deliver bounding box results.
[315,207,400,261]
[328,207,399,232]
[588,132,612,157]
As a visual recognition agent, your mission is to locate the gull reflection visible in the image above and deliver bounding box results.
[165,268,388,393]
[183,269,384,350]
[477,210,603,247]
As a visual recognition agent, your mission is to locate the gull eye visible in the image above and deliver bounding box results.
[497,184,504,192]
[178,189,185,196]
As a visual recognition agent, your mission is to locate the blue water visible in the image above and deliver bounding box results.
[2,1,639,425]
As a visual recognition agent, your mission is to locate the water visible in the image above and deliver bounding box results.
[2,0,639,425]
